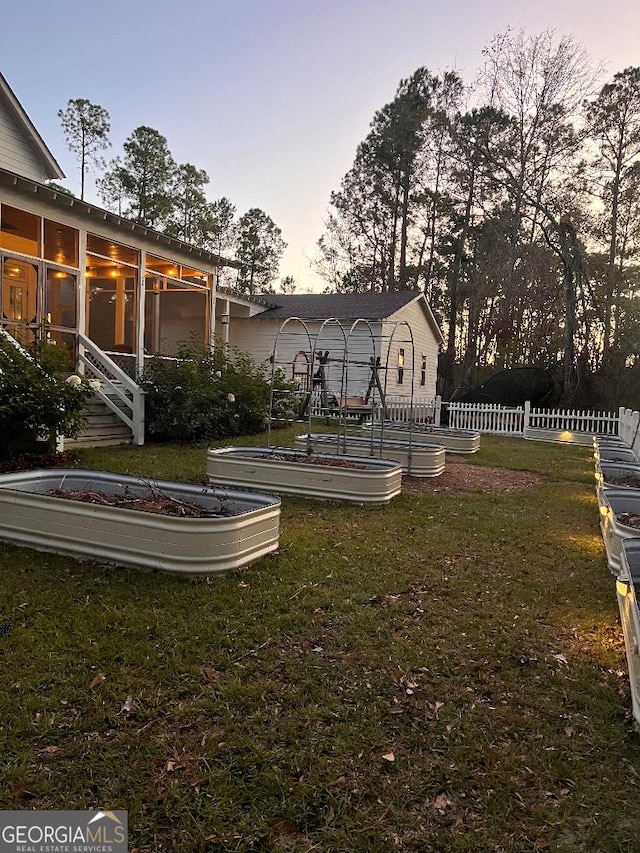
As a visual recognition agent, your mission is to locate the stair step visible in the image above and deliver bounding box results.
[64,396,134,448]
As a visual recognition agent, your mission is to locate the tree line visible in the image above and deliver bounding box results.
[315,28,640,407]
[57,102,288,295]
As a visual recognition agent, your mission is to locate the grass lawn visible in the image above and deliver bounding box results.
[1,428,639,851]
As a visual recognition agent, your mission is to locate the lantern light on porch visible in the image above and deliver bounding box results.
[221,313,230,325]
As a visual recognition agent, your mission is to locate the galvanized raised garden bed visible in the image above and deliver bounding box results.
[595,462,640,510]
[361,422,480,454]
[206,446,402,504]
[594,446,639,464]
[599,487,640,575]
[0,469,281,575]
[615,539,640,726]
[294,433,446,477]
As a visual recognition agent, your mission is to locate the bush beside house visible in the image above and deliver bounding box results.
[0,336,93,459]
[140,341,295,444]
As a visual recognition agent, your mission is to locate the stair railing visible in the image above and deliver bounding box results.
[77,334,145,445]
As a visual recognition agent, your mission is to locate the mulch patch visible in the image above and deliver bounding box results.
[0,452,80,474]
[403,460,541,495]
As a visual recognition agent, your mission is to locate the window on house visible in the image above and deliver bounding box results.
[397,348,405,384]
[421,354,427,386]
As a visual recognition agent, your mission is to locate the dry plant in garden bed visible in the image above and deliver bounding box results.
[618,512,640,530]
[46,487,235,517]
[609,473,640,489]
[251,451,367,469]
[403,460,541,495]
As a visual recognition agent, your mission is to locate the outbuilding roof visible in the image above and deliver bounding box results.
[257,291,423,320]
[254,290,445,344]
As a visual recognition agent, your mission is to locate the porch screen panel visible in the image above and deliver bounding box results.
[0,205,41,257]
[45,270,77,330]
[44,220,78,267]
[144,275,208,356]
[86,268,137,353]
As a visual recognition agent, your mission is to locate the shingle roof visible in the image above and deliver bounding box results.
[257,291,421,320]
[0,168,240,269]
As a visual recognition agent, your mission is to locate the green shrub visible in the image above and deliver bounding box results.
[0,335,93,459]
[140,340,296,443]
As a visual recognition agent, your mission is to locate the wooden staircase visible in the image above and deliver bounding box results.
[63,397,133,448]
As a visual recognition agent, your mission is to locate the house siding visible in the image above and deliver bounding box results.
[383,299,440,398]
[230,317,383,396]
[0,97,50,183]
[230,299,442,400]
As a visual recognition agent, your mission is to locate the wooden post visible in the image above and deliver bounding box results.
[136,250,146,377]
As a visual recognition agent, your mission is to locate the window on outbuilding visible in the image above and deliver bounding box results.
[397,348,405,384]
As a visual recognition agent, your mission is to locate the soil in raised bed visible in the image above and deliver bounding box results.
[250,452,367,470]
[46,487,235,518]
[607,474,640,489]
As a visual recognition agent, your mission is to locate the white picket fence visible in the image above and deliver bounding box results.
[307,391,633,444]
[619,407,640,456]
[447,401,525,435]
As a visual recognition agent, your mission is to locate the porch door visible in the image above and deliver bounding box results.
[2,257,39,344]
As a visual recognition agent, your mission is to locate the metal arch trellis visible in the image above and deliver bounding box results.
[267,316,314,448]
[378,318,417,473]
[307,318,349,455]
[266,314,417,472]
[339,318,380,454]
[267,316,350,450]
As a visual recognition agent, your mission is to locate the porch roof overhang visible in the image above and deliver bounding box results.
[0,167,241,270]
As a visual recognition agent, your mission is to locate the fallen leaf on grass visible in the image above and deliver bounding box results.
[89,673,105,689]
[42,745,59,754]
[382,752,395,762]
[267,816,299,836]
[432,793,453,812]
[201,666,221,682]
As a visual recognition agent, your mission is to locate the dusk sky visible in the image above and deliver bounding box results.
[2,0,639,291]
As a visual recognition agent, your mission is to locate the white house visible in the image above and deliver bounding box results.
[0,70,444,443]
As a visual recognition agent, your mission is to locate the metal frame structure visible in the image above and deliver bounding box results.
[266,315,419,473]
